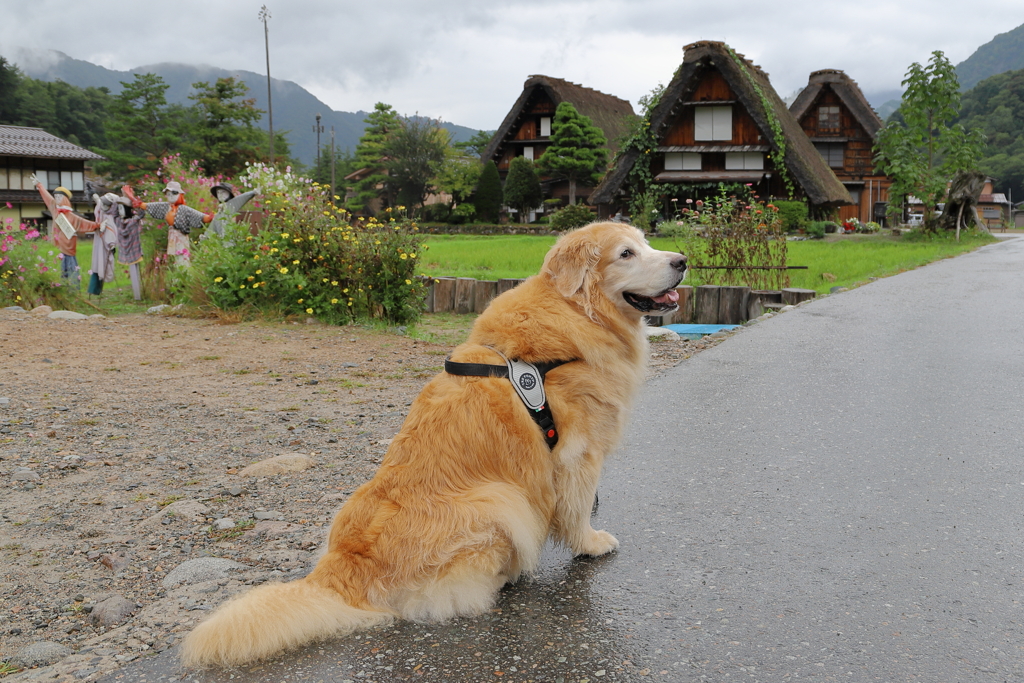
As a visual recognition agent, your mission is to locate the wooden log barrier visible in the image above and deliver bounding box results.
[474,280,498,313]
[454,277,476,314]
[497,278,525,295]
[717,286,750,325]
[694,285,721,324]
[432,277,457,313]
[781,288,817,305]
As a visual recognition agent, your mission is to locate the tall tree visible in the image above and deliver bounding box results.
[0,57,24,124]
[96,73,186,180]
[536,102,608,205]
[434,149,482,209]
[958,68,1024,198]
[345,103,402,215]
[185,77,264,177]
[874,51,985,232]
[475,160,503,223]
[503,156,542,222]
[382,117,450,211]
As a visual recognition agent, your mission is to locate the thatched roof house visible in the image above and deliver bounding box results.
[790,69,891,223]
[589,41,851,216]
[481,75,635,208]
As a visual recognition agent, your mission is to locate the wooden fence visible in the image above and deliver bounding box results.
[422,277,816,325]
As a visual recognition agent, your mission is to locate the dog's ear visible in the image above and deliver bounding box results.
[543,231,602,298]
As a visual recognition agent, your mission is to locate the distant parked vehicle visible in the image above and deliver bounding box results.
[906,214,923,227]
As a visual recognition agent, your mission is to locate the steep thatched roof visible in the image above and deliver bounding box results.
[790,69,884,139]
[481,75,635,163]
[590,41,851,208]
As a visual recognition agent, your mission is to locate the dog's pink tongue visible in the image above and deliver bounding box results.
[652,289,680,304]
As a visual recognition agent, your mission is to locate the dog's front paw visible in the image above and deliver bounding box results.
[577,529,619,557]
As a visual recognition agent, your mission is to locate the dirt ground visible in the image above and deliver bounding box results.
[0,307,724,681]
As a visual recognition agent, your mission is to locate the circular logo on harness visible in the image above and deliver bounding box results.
[519,373,537,391]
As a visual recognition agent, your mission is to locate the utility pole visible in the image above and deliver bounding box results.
[313,113,324,168]
[258,5,274,165]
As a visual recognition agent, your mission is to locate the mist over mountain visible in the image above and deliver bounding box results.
[5,47,481,168]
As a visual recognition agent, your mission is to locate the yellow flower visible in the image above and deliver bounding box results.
[342,288,349,293]
[279,267,288,274]
[292,260,299,265]
[270,248,278,254]
[255,269,262,274]
[306,308,313,314]
[331,298,338,304]
[239,284,246,289]
[410,253,416,258]
[214,276,223,282]
[331,281,338,286]
[281,233,290,238]
[297,284,303,290]
[322,278,328,283]
[400,253,408,260]
[253,254,260,260]
[405,279,412,285]
[298,298,304,304]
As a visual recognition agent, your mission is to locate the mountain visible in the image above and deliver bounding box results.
[4,47,482,168]
[956,22,1024,91]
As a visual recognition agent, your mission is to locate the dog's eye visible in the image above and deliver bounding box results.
[620,248,634,259]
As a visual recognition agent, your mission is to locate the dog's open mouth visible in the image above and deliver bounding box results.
[623,287,680,313]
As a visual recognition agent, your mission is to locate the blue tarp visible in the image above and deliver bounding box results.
[663,323,741,340]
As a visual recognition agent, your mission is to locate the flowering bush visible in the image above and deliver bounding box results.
[178,165,427,324]
[0,211,81,309]
[659,186,788,290]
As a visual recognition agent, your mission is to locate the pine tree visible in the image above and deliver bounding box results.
[346,103,402,215]
[474,160,503,223]
[536,102,608,205]
[503,156,542,222]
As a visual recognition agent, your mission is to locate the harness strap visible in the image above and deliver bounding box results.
[444,355,575,449]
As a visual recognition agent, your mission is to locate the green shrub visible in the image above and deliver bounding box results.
[773,200,808,233]
[450,203,476,224]
[475,161,503,223]
[806,221,827,239]
[548,203,595,231]
[420,203,451,223]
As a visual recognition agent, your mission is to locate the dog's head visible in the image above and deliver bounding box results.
[542,222,687,320]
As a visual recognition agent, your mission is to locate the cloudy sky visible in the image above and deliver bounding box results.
[4,0,1023,130]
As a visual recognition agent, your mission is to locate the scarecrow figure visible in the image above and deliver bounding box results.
[207,183,259,238]
[122,181,214,265]
[30,175,100,289]
[94,193,144,299]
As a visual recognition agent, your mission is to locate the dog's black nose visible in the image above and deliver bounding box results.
[671,254,688,272]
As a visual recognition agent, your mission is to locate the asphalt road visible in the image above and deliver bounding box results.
[102,236,1024,682]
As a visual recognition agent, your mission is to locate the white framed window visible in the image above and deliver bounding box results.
[7,168,21,190]
[664,152,701,170]
[814,142,844,168]
[523,146,534,161]
[694,106,732,141]
[540,117,551,137]
[72,171,84,191]
[0,168,8,190]
[724,152,764,170]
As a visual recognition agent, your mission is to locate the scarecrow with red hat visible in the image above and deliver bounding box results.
[122,181,214,265]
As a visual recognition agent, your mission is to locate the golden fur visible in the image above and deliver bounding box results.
[180,222,687,667]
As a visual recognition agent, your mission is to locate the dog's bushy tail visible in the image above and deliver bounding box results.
[180,578,392,668]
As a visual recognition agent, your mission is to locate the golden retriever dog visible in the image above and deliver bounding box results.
[181,221,687,667]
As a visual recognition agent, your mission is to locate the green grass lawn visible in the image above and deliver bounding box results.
[417,231,999,295]
[63,238,156,316]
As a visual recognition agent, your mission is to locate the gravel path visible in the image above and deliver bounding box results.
[0,306,724,681]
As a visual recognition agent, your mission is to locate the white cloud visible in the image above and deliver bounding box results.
[3,0,1023,129]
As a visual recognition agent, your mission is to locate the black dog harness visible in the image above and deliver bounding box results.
[444,350,575,448]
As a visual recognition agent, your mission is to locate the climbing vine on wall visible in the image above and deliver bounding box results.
[725,47,796,198]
